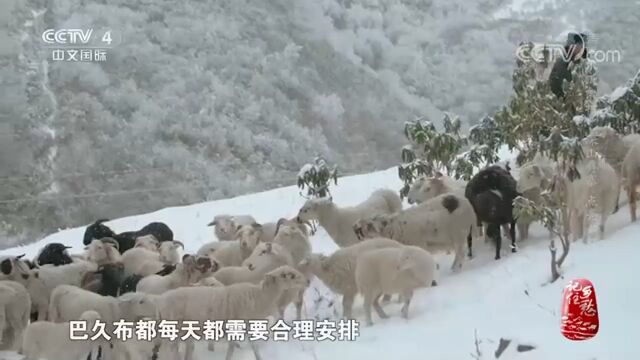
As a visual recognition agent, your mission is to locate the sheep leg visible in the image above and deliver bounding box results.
[342,292,355,319]
[295,289,304,320]
[249,340,263,360]
[372,293,389,320]
[517,222,528,242]
[487,223,501,260]
[629,180,637,222]
[509,220,517,253]
[362,292,374,326]
[451,240,464,272]
[225,341,237,360]
[400,290,414,320]
[466,231,473,259]
[184,339,195,360]
[36,302,48,321]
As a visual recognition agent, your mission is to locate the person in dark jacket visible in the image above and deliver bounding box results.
[548,32,588,99]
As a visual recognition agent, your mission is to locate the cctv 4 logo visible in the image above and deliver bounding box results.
[41,29,113,46]
[560,278,600,341]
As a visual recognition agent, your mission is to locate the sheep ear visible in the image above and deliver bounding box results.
[0,259,12,275]
[207,220,216,227]
[264,274,277,285]
[96,219,110,225]
[251,222,263,231]
[172,241,184,249]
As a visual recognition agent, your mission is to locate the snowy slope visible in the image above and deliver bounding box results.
[1,149,638,360]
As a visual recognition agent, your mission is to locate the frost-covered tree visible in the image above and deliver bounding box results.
[297,157,338,199]
[514,193,570,283]
[398,113,499,198]
[494,46,598,166]
[590,70,640,134]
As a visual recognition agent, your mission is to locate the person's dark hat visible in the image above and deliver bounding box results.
[566,32,588,46]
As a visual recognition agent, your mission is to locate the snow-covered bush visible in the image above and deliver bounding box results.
[297,156,338,199]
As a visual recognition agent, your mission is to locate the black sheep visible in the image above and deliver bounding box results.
[119,264,177,295]
[81,263,126,297]
[83,219,174,254]
[35,243,73,267]
[465,165,521,260]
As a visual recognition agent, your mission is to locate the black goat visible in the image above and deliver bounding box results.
[35,243,73,267]
[83,219,174,254]
[465,165,520,260]
[81,263,126,297]
[119,264,177,295]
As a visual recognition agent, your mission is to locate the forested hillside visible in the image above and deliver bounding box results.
[1,0,638,245]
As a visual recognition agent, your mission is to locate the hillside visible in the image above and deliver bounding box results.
[4,0,639,242]
[1,152,637,360]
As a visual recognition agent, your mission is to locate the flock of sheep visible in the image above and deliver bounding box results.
[0,125,638,360]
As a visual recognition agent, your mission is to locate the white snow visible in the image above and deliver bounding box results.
[1,147,638,360]
[609,86,630,103]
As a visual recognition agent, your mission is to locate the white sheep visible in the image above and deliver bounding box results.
[136,255,217,294]
[133,234,160,251]
[193,276,225,287]
[207,214,257,241]
[86,238,122,265]
[406,174,466,204]
[552,155,619,241]
[297,237,403,318]
[156,265,308,360]
[355,245,437,326]
[204,240,246,268]
[158,240,184,264]
[353,192,475,270]
[0,280,30,351]
[272,221,312,265]
[21,310,102,360]
[236,217,314,258]
[516,158,556,241]
[585,126,640,220]
[120,245,180,277]
[19,260,98,321]
[296,188,402,247]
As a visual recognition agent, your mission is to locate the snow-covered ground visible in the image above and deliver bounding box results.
[1,150,638,360]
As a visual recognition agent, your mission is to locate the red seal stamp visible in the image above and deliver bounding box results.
[560,278,599,340]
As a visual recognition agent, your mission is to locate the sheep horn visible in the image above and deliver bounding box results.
[100,237,120,250]
[95,218,110,224]
[275,218,287,236]
[16,254,25,259]
[207,220,216,227]
[172,240,185,249]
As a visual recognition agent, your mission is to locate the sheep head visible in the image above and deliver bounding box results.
[83,219,116,246]
[243,242,292,272]
[0,254,31,280]
[236,223,264,255]
[262,265,308,291]
[208,215,237,240]
[87,238,121,265]
[353,216,386,240]
[297,254,326,275]
[134,235,160,252]
[297,198,332,222]
[408,176,449,204]
[159,241,184,264]
[585,126,620,154]
[517,164,550,193]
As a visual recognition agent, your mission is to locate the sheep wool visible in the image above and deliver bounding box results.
[355,245,436,326]
[297,188,402,248]
[297,237,403,318]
